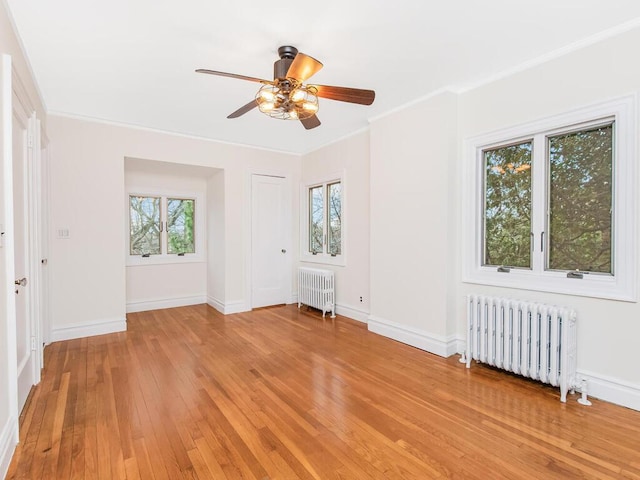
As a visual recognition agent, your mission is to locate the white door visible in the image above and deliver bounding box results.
[13,114,35,413]
[1,54,20,432]
[251,174,290,308]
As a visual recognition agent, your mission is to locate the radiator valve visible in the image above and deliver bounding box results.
[577,379,592,406]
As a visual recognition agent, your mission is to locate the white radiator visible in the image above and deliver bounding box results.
[465,294,577,403]
[298,267,335,318]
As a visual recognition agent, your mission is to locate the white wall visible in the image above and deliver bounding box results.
[0,2,47,476]
[368,92,459,356]
[48,115,301,339]
[300,130,370,321]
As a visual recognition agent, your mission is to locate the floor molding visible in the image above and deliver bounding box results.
[368,315,458,358]
[207,297,248,315]
[126,295,207,313]
[335,303,368,323]
[51,316,127,342]
[577,370,640,412]
[0,415,17,480]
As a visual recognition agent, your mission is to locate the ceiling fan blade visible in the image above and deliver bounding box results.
[196,69,271,84]
[312,85,375,105]
[301,115,321,130]
[227,100,258,119]
[286,53,323,82]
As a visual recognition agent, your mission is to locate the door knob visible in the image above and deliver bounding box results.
[281,249,286,253]
[14,277,27,287]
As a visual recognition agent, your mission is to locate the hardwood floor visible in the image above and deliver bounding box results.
[6,304,640,479]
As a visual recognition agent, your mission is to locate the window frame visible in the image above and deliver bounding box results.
[300,171,346,266]
[463,95,636,301]
[126,189,205,266]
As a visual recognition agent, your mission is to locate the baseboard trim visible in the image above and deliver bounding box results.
[207,297,249,315]
[290,294,369,323]
[51,317,127,342]
[0,415,18,480]
[577,370,640,412]
[126,295,207,313]
[335,303,368,323]
[368,316,458,358]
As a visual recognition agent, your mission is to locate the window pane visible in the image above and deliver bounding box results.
[483,142,532,268]
[548,125,613,273]
[130,196,161,255]
[309,186,323,253]
[327,182,342,255]
[167,198,195,254]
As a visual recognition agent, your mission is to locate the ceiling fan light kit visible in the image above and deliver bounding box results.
[196,45,375,130]
[256,83,319,120]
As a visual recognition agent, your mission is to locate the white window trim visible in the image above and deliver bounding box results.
[462,95,636,301]
[300,170,346,267]
[126,187,206,266]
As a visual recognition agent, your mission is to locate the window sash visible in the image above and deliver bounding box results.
[327,182,342,256]
[546,123,614,275]
[309,186,324,254]
[482,141,533,269]
[167,198,196,254]
[129,195,161,255]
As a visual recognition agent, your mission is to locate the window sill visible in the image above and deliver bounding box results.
[127,254,205,267]
[463,267,635,302]
[300,254,345,267]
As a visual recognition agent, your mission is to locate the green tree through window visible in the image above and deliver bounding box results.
[548,125,613,273]
[484,142,532,268]
[167,198,195,254]
[482,123,614,275]
[129,196,161,255]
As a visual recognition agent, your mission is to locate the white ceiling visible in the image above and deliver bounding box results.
[6,1,640,154]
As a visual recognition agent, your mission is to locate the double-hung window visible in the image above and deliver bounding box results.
[129,194,198,263]
[302,174,344,265]
[464,96,636,301]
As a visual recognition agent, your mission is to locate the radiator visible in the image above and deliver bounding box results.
[298,267,336,318]
[465,294,577,403]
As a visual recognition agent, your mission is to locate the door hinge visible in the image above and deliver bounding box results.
[30,336,36,351]
[27,133,34,149]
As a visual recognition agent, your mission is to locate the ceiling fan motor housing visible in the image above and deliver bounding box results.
[274,46,298,80]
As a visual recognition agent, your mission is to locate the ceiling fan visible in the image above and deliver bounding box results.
[196,46,375,130]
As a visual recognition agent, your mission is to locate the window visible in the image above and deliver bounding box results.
[464,96,635,301]
[129,195,197,259]
[302,174,344,265]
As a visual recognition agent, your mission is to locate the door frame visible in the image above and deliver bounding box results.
[10,70,44,402]
[244,169,293,311]
[10,65,45,404]
[1,53,19,450]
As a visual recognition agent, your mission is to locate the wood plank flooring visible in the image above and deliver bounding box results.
[6,304,640,479]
